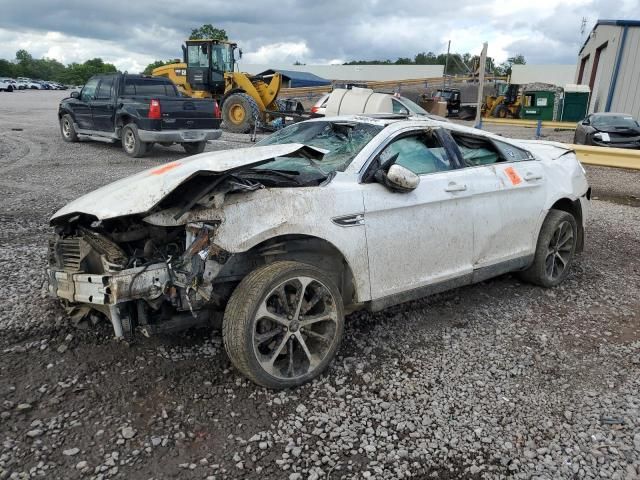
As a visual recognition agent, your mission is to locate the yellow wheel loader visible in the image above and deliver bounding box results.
[152,39,284,133]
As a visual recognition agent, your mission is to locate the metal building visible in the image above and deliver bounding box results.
[576,19,640,118]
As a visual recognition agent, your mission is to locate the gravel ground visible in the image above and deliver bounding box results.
[1,90,639,480]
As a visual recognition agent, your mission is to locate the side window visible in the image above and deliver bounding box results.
[379,131,452,175]
[493,140,533,162]
[392,99,409,115]
[95,77,114,100]
[80,78,99,102]
[451,133,533,167]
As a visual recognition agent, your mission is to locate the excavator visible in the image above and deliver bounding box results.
[152,39,284,133]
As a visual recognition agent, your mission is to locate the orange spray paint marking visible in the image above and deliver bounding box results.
[504,166,522,186]
[150,162,181,175]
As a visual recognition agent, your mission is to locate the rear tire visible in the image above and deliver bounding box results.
[182,141,206,155]
[60,114,79,142]
[121,124,149,158]
[222,92,261,133]
[519,209,578,288]
[495,105,508,118]
[223,261,344,389]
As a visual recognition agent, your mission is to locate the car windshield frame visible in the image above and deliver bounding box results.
[254,120,385,175]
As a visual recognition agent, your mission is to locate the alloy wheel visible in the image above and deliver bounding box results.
[252,276,339,380]
[545,220,574,280]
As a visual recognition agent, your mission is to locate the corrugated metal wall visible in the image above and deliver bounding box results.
[510,65,576,86]
[611,27,640,118]
[576,24,640,118]
[237,63,444,81]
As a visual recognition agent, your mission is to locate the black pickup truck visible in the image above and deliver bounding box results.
[58,74,222,157]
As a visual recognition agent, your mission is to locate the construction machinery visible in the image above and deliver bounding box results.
[482,83,522,119]
[152,39,284,133]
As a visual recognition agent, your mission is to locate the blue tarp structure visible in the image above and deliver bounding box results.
[258,69,331,88]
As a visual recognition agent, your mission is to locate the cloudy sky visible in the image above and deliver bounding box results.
[0,0,638,72]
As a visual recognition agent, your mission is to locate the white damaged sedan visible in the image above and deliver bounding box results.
[48,115,590,388]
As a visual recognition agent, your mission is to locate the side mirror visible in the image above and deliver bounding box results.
[376,163,420,193]
[581,119,590,125]
[70,91,80,99]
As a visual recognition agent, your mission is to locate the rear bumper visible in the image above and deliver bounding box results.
[137,129,222,143]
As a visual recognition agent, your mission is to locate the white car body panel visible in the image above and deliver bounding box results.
[50,115,589,308]
[51,143,323,221]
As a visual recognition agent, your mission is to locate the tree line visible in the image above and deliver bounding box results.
[0,49,118,85]
[344,52,526,76]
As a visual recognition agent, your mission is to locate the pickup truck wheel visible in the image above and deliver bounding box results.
[182,141,206,155]
[223,261,344,389]
[519,209,578,288]
[60,114,79,142]
[121,124,149,158]
[222,92,260,133]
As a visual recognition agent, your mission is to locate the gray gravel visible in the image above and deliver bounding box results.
[0,90,639,479]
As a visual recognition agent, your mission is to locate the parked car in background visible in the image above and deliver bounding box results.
[574,113,640,149]
[310,93,330,116]
[47,114,589,389]
[314,88,448,121]
[58,73,222,157]
[0,79,15,92]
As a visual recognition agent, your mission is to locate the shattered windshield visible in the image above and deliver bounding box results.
[255,121,384,174]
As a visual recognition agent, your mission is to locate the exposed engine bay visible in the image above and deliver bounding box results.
[47,164,329,337]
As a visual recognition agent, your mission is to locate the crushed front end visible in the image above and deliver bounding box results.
[47,217,231,337]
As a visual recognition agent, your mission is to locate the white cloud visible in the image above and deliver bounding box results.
[241,41,310,64]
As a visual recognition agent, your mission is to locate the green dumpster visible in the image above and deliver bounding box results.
[561,84,590,122]
[521,90,556,121]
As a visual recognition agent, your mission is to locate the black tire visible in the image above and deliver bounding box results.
[121,123,149,158]
[223,261,345,389]
[7,85,13,92]
[182,141,206,155]
[519,209,578,288]
[494,105,508,118]
[60,114,79,142]
[222,92,261,133]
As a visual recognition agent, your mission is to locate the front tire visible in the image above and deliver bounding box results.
[60,114,79,142]
[222,92,261,133]
[121,124,149,158]
[182,141,206,155]
[519,209,578,288]
[223,261,344,389]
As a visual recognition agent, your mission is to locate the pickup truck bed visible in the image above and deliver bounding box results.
[58,74,222,157]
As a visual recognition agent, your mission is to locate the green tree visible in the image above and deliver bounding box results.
[189,24,228,40]
[497,54,526,76]
[143,59,181,75]
[0,59,15,77]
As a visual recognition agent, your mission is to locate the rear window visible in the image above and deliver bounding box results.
[123,78,177,97]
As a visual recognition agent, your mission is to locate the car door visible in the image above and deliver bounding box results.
[74,78,99,130]
[91,76,116,131]
[361,128,474,300]
[449,131,547,265]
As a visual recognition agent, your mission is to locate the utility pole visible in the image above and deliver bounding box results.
[442,40,451,90]
[474,42,488,128]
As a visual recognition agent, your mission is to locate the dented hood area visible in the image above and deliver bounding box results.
[51,144,323,223]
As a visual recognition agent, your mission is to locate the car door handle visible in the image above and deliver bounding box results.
[524,172,543,181]
[444,182,467,192]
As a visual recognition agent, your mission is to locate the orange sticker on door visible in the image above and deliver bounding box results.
[504,166,522,185]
